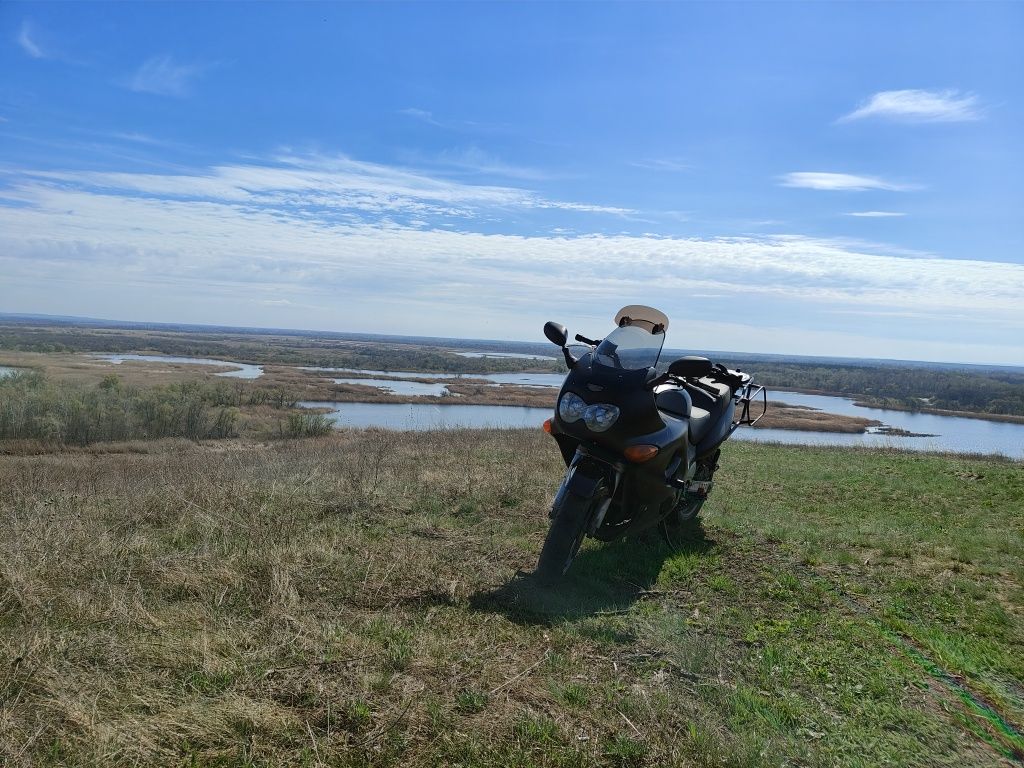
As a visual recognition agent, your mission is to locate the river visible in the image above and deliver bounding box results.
[72,355,1024,458]
[300,392,1024,459]
[94,354,264,379]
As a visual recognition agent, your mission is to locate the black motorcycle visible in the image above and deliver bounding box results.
[536,305,766,581]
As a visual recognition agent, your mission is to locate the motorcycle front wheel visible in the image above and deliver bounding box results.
[535,479,608,583]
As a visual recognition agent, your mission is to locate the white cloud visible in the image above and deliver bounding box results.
[780,172,916,192]
[2,155,1022,363]
[126,55,205,97]
[840,89,982,123]
[18,21,45,59]
[2,164,1020,313]
[19,152,632,217]
[845,211,906,218]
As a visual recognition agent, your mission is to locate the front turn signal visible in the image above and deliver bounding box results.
[624,444,659,463]
[542,418,553,434]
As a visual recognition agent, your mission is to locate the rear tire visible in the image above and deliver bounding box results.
[535,480,607,583]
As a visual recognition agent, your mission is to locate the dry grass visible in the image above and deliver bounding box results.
[2,433,1021,767]
[751,401,879,433]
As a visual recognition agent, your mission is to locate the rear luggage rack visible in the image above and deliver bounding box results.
[731,383,767,433]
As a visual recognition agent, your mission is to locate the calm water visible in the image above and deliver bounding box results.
[96,354,264,379]
[302,367,456,380]
[304,367,564,387]
[300,392,1024,459]
[331,378,452,396]
[475,372,566,387]
[455,351,556,361]
[299,401,550,430]
[744,390,1024,459]
[0,366,17,378]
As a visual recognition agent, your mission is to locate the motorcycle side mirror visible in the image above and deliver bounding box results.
[543,321,569,347]
[669,356,713,378]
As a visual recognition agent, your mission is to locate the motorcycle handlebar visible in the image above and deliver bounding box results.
[574,333,600,346]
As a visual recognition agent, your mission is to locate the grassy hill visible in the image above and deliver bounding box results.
[1,433,1021,766]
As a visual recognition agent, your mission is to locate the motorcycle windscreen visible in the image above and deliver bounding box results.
[593,325,665,371]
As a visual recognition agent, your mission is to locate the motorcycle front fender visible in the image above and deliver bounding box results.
[550,450,622,518]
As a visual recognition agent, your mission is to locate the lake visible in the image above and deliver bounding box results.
[95,354,264,379]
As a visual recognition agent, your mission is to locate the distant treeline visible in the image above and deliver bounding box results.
[725,361,1024,417]
[0,325,561,374]
[0,371,331,445]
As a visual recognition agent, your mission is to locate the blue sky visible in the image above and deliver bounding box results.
[1,2,1022,364]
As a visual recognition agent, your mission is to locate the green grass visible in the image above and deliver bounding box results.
[1,432,1021,766]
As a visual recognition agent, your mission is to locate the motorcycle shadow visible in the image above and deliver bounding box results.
[469,522,716,625]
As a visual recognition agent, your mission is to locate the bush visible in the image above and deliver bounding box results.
[0,372,240,445]
[282,412,333,438]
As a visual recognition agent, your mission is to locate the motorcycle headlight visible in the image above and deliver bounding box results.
[558,392,587,422]
[583,403,620,432]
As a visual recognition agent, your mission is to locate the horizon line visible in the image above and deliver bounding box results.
[0,311,1020,371]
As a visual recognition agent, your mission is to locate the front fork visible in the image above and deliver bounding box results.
[550,449,623,535]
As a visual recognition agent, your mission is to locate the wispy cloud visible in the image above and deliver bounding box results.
[399,107,442,127]
[780,172,916,192]
[126,55,206,97]
[434,146,552,181]
[109,132,173,146]
[16,152,631,219]
[845,211,906,218]
[3,160,1022,362]
[17,21,45,59]
[839,89,982,123]
[2,157,1021,332]
[631,158,691,172]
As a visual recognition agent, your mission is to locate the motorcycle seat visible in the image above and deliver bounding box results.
[688,406,713,443]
